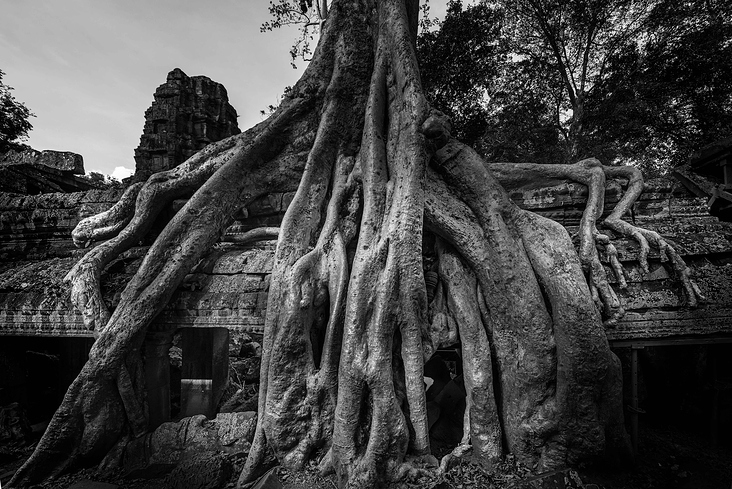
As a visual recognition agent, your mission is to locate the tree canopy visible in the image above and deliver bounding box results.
[418,0,732,173]
[0,69,34,154]
[585,0,732,171]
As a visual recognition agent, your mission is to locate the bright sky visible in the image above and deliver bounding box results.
[1,1,451,180]
[0,0,308,179]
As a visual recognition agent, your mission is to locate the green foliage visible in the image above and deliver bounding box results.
[0,69,34,154]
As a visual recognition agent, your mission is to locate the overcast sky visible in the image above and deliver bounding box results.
[2,1,450,180]
[0,0,309,179]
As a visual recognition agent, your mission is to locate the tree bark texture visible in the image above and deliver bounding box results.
[10,0,702,487]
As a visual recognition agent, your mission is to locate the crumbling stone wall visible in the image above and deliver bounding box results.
[1,179,730,340]
[0,150,98,194]
[0,189,124,263]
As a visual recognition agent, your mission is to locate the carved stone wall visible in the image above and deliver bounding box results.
[0,189,124,262]
[0,176,731,340]
[512,177,732,342]
[0,190,283,337]
[133,68,241,181]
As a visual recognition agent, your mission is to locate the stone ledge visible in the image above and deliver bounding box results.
[0,307,266,337]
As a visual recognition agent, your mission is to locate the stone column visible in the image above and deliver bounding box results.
[144,330,174,430]
[180,327,229,419]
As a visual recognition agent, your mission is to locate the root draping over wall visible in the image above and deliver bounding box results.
[9,1,702,487]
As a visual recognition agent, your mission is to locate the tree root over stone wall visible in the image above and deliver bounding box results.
[9,0,702,487]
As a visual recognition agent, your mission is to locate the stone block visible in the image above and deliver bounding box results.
[239,341,261,358]
[229,331,253,356]
[123,412,256,479]
[231,357,261,384]
[281,191,296,210]
[0,149,84,174]
[209,248,274,274]
[248,193,284,216]
[0,402,32,443]
[36,151,85,174]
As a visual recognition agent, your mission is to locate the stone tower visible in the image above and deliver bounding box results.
[133,68,240,181]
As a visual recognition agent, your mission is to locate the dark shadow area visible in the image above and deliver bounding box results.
[0,336,93,425]
[425,349,466,458]
[583,344,732,488]
[617,343,732,450]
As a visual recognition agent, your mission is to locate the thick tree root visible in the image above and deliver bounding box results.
[435,241,501,467]
[72,182,143,248]
[13,2,659,487]
[602,166,704,306]
[439,443,472,474]
[65,137,243,332]
[518,210,629,465]
[239,1,375,484]
[329,3,433,486]
[485,159,704,321]
[222,227,280,244]
[241,1,436,487]
[424,113,630,469]
[425,135,558,466]
[487,159,623,324]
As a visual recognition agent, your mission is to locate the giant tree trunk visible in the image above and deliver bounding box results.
[12,0,704,486]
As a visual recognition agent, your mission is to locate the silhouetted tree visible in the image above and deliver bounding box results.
[0,69,34,154]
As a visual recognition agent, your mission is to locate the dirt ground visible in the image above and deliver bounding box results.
[1,421,731,488]
[582,424,732,489]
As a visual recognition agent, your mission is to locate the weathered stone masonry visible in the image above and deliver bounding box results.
[2,177,730,341]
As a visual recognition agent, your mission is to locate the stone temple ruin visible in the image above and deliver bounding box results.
[133,67,241,182]
[1,69,731,482]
